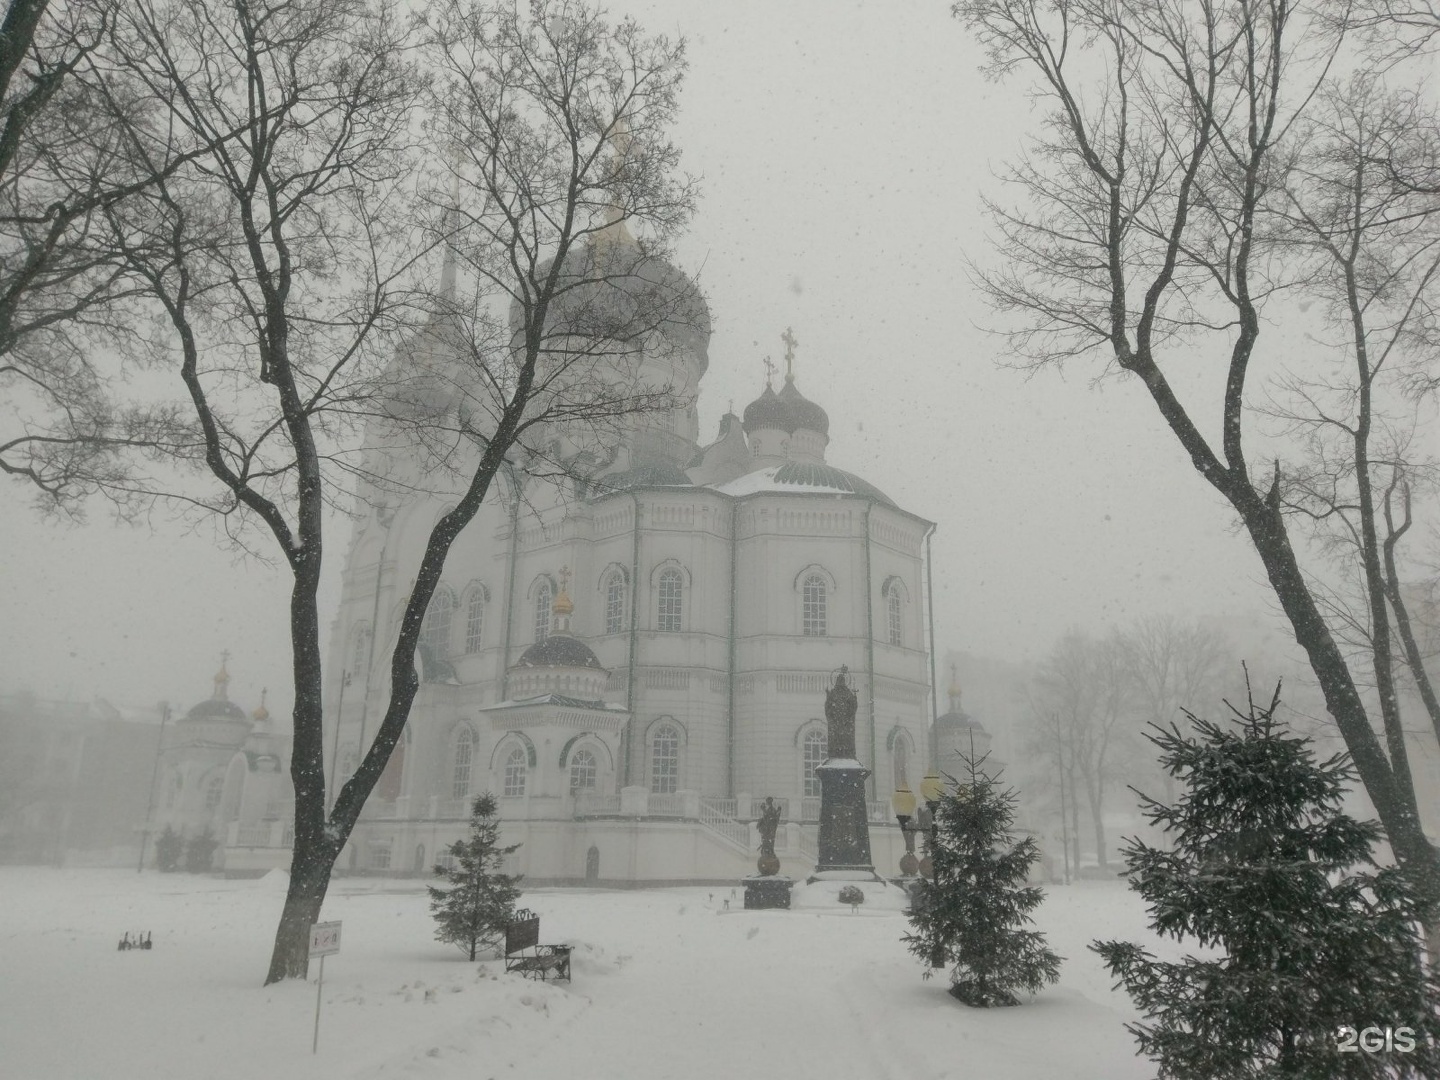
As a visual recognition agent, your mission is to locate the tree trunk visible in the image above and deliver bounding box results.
[1086,779,1107,870]
[1232,490,1440,918]
[265,836,338,982]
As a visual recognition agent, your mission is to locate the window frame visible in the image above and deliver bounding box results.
[451,726,474,799]
[802,728,828,798]
[657,569,683,633]
[533,580,553,643]
[464,588,485,654]
[802,573,827,637]
[570,748,599,794]
[420,586,455,660]
[605,571,627,635]
[650,723,680,794]
[503,747,527,798]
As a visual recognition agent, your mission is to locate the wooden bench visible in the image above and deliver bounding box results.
[503,910,571,982]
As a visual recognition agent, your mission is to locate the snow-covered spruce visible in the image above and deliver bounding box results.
[903,757,1062,1006]
[427,794,522,961]
[1093,683,1440,1079]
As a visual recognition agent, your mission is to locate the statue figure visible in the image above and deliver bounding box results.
[825,666,858,760]
[755,796,783,876]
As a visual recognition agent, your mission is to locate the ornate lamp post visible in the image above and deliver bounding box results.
[918,770,945,878]
[890,783,919,877]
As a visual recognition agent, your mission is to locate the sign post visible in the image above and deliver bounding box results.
[309,920,341,1054]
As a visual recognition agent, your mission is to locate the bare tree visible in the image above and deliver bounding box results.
[1119,615,1231,801]
[953,0,1440,937]
[0,0,230,513]
[74,0,697,986]
[1028,630,1133,870]
[1271,76,1440,783]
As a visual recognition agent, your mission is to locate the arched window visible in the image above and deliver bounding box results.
[452,727,474,799]
[203,773,224,813]
[421,587,455,659]
[657,569,683,633]
[802,574,827,637]
[350,623,372,677]
[570,748,598,793]
[803,729,828,797]
[650,723,680,793]
[605,571,627,635]
[886,583,903,647]
[534,580,553,643]
[503,748,527,797]
[464,589,485,654]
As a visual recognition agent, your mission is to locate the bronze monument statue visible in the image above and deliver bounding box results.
[811,666,879,881]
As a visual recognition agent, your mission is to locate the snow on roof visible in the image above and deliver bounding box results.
[711,463,895,506]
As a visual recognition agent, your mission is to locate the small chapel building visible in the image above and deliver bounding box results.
[324,231,942,884]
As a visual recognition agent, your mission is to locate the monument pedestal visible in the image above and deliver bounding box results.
[742,876,794,909]
[808,758,882,882]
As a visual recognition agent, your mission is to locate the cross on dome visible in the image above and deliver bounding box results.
[781,327,798,379]
[213,651,232,701]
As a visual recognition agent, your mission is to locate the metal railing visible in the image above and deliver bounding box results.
[234,824,272,847]
[698,798,751,853]
[798,827,818,863]
[645,792,686,817]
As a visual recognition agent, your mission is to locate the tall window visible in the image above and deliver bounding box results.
[421,588,454,659]
[203,774,224,813]
[166,771,182,808]
[570,749,598,793]
[802,574,827,636]
[452,728,474,799]
[605,571,627,635]
[886,583,903,647]
[534,580,553,643]
[893,736,910,789]
[464,589,485,653]
[650,723,680,793]
[503,748,527,797]
[803,729,828,797]
[657,569,683,633]
[351,623,372,677]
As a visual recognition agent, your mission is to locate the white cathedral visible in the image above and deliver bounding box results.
[320,229,974,885]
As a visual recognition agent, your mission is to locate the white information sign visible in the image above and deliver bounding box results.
[309,921,341,957]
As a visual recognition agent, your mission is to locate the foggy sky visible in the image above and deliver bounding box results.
[0,0,1290,721]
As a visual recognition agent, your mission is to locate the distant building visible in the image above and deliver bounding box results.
[0,693,156,865]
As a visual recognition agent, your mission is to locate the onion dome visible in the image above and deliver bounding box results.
[509,238,711,372]
[514,575,603,671]
[184,656,248,723]
[741,374,828,437]
[250,689,271,727]
[515,634,604,671]
[775,376,829,437]
[935,666,985,732]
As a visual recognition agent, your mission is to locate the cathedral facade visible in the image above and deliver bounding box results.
[325,238,940,884]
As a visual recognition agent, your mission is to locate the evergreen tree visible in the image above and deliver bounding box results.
[904,758,1062,1006]
[184,828,219,873]
[428,794,522,961]
[155,826,183,872]
[1093,683,1440,1078]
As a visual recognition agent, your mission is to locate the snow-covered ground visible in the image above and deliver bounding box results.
[1,868,1171,1079]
